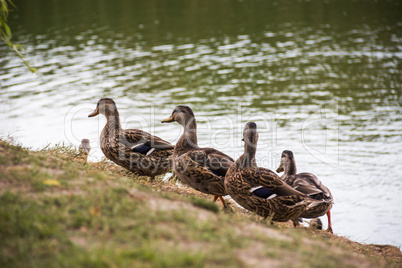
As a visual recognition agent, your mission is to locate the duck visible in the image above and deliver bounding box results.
[79,138,91,163]
[276,150,334,233]
[88,98,174,181]
[309,218,323,230]
[225,122,314,222]
[161,105,234,207]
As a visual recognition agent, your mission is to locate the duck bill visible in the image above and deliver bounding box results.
[161,115,174,123]
[276,163,284,173]
[88,108,99,117]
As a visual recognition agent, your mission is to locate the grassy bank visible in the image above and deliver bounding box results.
[0,139,401,267]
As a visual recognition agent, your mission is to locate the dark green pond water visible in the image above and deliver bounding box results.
[1,0,401,247]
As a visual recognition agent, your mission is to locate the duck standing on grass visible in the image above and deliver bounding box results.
[161,105,234,207]
[79,139,91,163]
[225,122,315,222]
[88,98,174,181]
[276,150,334,233]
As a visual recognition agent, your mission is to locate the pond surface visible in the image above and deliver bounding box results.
[1,0,401,247]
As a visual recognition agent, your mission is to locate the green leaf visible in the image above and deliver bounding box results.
[0,0,37,73]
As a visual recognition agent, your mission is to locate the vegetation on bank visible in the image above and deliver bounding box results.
[0,0,37,73]
[0,138,401,267]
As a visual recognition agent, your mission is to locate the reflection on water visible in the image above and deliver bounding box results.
[1,0,401,247]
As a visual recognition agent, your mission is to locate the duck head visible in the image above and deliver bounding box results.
[161,105,196,128]
[88,98,118,118]
[79,139,91,155]
[242,122,258,150]
[238,122,258,167]
[276,150,294,173]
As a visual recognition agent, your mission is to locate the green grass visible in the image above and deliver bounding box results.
[189,196,220,213]
[0,139,401,268]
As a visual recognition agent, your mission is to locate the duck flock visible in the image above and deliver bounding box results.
[84,98,334,232]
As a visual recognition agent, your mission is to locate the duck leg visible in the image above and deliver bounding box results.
[218,196,227,208]
[326,210,333,233]
[213,195,227,208]
[292,219,300,227]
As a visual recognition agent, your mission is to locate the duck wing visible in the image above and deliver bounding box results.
[293,173,332,200]
[123,129,174,153]
[186,148,234,177]
[175,150,228,195]
[247,167,306,197]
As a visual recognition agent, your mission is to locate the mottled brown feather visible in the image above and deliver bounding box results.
[162,105,233,200]
[277,150,334,219]
[225,122,313,222]
[90,98,174,178]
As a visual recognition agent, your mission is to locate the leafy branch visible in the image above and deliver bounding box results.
[0,0,37,73]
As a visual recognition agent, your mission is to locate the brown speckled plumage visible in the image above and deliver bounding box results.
[225,122,313,222]
[89,98,173,180]
[277,150,334,232]
[162,105,233,206]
